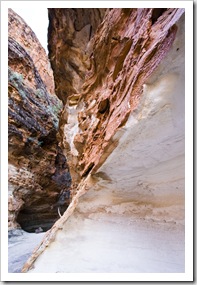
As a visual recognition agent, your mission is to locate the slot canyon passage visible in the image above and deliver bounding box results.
[8,8,185,274]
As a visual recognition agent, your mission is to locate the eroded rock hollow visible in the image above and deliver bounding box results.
[9,8,185,273]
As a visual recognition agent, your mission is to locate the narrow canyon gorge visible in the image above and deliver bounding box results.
[8,8,185,274]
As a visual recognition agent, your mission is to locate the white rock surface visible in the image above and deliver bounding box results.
[27,15,185,274]
[28,218,184,273]
[8,230,45,273]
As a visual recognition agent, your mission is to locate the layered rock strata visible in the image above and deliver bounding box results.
[22,8,185,273]
[8,9,71,232]
[8,8,54,94]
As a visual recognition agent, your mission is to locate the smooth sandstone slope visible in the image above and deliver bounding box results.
[22,8,185,273]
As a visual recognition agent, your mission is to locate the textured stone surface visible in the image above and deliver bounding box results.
[49,8,184,186]
[9,9,54,94]
[48,8,107,185]
[8,9,71,232]
[48,8,106,104]
[22,9,185,273]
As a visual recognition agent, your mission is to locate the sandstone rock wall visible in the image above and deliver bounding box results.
[22,8,185,273]
[48,8,106,103]
[8,9,71,231]
[48,8,184,188]
[8,8,54,94]
[48,8,107,184]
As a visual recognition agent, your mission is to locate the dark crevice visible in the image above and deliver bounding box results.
[98,98,110,114]
[151,8,167,25]
[16,190,71,233]
[15,146,72,233]
[82,162,95,177]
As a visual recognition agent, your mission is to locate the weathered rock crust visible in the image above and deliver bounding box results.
[8,9,70,231]
[8,8,55,94]
[49,8,184,187]
[48,8,106,103]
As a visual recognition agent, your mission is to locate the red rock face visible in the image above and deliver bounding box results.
[78,8,184,176]
[48,8,106,104]
[48,8,184,183]
[8,8,54,94]
[8,9,71,231]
